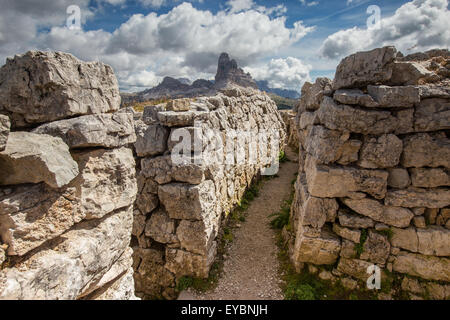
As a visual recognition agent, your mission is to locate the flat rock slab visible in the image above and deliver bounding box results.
[33,113,136,149]
[0,51,120,128]
[0,132,79,188]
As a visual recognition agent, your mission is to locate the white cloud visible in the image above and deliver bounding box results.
[245,57,312,91]
[0,2,313,91]
[300,0,319,7]
[321,0,450,59]
[226,0,254,13]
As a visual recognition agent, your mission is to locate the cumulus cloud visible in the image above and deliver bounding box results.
[0,1,314,91]
[321,0,450,59]
[245,57,312,91]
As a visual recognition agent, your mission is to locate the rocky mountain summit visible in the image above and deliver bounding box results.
[121,52,297,105]
[214,53,258,89]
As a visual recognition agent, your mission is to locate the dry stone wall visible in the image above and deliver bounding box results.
[289,46,450,299]
[0,51,138,300]
[130,89,286,299]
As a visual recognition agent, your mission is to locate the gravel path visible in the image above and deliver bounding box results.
[182,148,298,300]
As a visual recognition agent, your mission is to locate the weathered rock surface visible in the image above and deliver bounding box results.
[71,147,137,220]
[366,85,420,108]
[0,115,10,151]
[158,181,216,221]
[0,51,120,128]
[298,78,332,111]
[0,206,133,299]
[358,134,402,169]
[359,230,390,264]
[336,257,375,281]
[332,46,398,90]
[134,123,169,157]
[305,156,388,199]
[292,228,341,266]
[318,97,413,135]
[141,155,204,185]
[410,168,450,188]
[0,132,79,188]
[414,98,450,132]
[393,252,450,282]
[333,89,378,108]
[33,113,136,149]
[305,126,361,165]
[144,210,178,244]
[165,244,217,278]
[401,133,450,168]
[338,210,375,229]
[343,198,414,228]
[385,188,450,208]
[387,168,411,189]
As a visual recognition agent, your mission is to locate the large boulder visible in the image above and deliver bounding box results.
[332,46,398,90]
[0,115,10,151]
[33,113,136,149]
[0,206,133,299]
[0,132,79,188]
[0,147,136,256]
[0,51,120,128]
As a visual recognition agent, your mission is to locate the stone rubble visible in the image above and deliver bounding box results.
[288,46,450,300]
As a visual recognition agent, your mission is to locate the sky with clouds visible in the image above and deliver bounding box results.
[0,0,449,92]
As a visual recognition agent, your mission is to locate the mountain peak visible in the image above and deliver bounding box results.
[215,52,257,89]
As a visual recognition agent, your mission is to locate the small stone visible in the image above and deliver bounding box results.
[387,168,411,189]
[332,224,361,243]
[413,216,427,229]
[341,277,358,290]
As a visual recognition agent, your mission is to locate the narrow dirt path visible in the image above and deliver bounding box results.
[182,148,298,300]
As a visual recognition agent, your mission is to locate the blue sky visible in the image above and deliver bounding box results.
[1,0,449,92]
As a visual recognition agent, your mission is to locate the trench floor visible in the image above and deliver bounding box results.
[181,148,299,300]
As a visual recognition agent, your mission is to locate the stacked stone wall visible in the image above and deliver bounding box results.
[130,89,286,299]
[289,47,450,299]
[0,51,138,300]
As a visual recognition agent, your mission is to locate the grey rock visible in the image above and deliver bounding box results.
[333,46,398,90]
[333,89,378,108]
[0,132,79,188]
[414,98,450,132]
[0,51,120,128]
[367,85,420,108]
[358,134,402,169]
[134,122,169,157]
[318,97,413,135]
[401,133,450,168]
[33,113,136,149]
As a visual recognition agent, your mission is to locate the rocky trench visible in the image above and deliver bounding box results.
[0,50,286,300]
